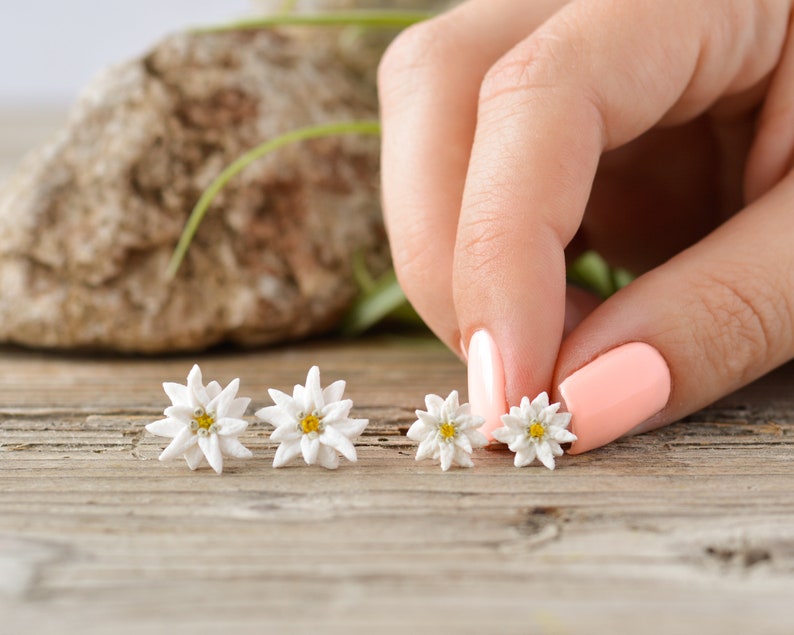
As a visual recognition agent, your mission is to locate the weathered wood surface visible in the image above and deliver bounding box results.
[2,109,794,634]
[0,336,793,635]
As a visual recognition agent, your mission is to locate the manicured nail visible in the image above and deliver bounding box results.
[467,329,507,439]
[559,342,670,454]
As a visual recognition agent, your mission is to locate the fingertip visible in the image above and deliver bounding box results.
[466,329,506,439]
[560,341,671,455]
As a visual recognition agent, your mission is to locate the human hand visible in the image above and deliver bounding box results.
[377,0,794,452]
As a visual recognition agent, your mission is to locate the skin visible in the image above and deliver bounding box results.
[377,0,794,442]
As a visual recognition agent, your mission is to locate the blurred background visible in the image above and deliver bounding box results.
[0,0,256,178]
[0,0,254,108]
[0,0,441,178]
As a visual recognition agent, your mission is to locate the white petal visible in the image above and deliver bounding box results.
[208,378,239,418]
[330,418,368,440]
[301,434,320,465]
[532,392,550,410]
[199,434,224,474]
[216,418,248,436]
[321,426,357,462]
[162,381,189,406]
[225,396,251,420]
[415,436,437,461]
[205,380,222,400]
[453,447,474,468]
[514,445,537,468]
[184,444,205,470]
[256,405,295,428]
[423,394,445,416]
[442,391,460,420]
[159,428,197,461]
[536,442,556,470]
[455,433,473,454]
[317,444,340,470]
[438,442,455,471]
[491,426,513,444]
[416,410,441,429]
[539,402,561,420]
[304,366,324,411]
[551,428,577,444]
[322,379,346,404]
[273,440,302,468]
[266,389,301,418]
[163,405,193,422]
[465,429,489,449]
[270,424,301,442]
[218,436,253,459]
[406,420,431,442]
[187,365,209,406]
[146,418,184,438]
[320,399,353,425]
[502,410,525,427]
[507,435,531,454]
[455,413,484,431]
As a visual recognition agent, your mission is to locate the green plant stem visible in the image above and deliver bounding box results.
[193,10,433,33]
[166,120,381,279]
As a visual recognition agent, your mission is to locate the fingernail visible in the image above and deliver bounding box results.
[559,342,670,454]
[467,329,507,439]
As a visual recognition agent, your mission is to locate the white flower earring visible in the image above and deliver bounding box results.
[407,391,488,471]
[146,365,253,474]
[492,392,576,470]
[256,366,369,469]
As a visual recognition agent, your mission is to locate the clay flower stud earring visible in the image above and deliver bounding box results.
[146,365,253,474]
[407,391,488,471]
[492,392,577,470]
[256,366,369,470]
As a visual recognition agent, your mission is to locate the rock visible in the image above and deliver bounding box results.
[0,28,389,353]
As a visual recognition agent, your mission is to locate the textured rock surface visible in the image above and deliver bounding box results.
[0,28,389,352]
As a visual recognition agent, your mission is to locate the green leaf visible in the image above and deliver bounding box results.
[340,270,423,335]
[567,250,635,298]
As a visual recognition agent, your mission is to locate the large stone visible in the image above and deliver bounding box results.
[0,27,389,353]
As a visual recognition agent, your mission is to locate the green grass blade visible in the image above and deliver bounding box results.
[193,10,433,33]
[166,120,381,279]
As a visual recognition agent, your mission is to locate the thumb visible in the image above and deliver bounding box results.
[557,175,794,454]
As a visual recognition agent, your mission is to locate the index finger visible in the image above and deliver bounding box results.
[456,0,778,434]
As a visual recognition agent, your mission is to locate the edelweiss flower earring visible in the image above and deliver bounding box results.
[492,392,576,470]
[407,391,488,471]
[256,366,369,469]
[146,365,253,474]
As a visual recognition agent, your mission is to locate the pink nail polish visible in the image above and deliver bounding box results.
[467,329,507,439]
[559,342,670,454]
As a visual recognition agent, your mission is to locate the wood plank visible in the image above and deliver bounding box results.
[1,336,794,634]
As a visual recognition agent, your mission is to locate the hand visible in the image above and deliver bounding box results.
[378,0,794,452]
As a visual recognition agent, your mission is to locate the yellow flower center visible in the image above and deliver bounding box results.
[195,412,215,430]
[529,422,545,439]
[439,422,457,440]
[300,414,322,435]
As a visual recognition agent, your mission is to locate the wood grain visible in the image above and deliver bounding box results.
[1,336,793,635]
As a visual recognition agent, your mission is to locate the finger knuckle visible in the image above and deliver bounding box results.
[377,19,453,107]
[688,266,790,385]
[389,223,443,300]
[479,38,555,108]
[454,205,525,281]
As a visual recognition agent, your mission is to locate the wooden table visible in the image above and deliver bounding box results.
[1,335,793,634]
